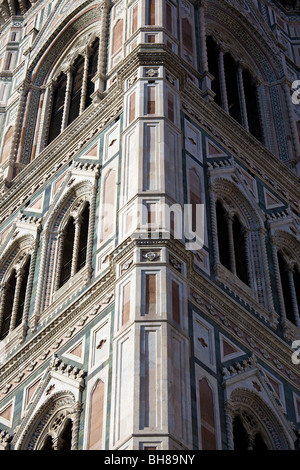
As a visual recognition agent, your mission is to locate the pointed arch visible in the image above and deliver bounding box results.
[229,388,295,450]
[0,233,36,342]
[34,178,96,317]
[15,391,78,450]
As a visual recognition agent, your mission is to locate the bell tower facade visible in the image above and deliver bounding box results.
[0,0,299,451]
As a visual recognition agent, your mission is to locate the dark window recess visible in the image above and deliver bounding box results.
[232,215,249,286]
[77,204,90,272]
[0,270,16,340]
[216,201,231,271]
[15,257,31,328]
[68,55,84,126]
[47,73,67,144]
[233,416,249,450]
[243,69,263,143]
[206,36,222,107]
[224,52,242,124]
[41,435,54,451]
[59,420,73,450]
[59,217,75,288]
[85,38,99,109]
[294,266,300,313]
[277,252,295,324]
[253,433,268,451]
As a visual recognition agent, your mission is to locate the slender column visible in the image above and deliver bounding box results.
[247,433,254,450]
[80,50,90,115]
[95,0,110,95]
[21,235,40,341]
[86,180,98,275]
[52,436,63,450]
[259,228,275,316]
[226,213,236,275]
[5,82,29,183]
[254,78,266,145]
[55,230,65,291]
[32,231,49,328]
[237,63,249,131]
[71,403,82,450]
[217,46,229,113]
[9,268,24,332]
[287,264,300,327]
[271,242,287,330]
[209,189,220,274]
[197,0,208,73]
[38,81,55,152]
[243,227,253,288]
[16,88,33,163]
[0,283,8,333]
[224,403,235,450]
[71,215,82,277]
[18,0,27,15]
[61,67,73,131]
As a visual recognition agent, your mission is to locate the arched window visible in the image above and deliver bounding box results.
[216,200,249,286]
[47,73,67,144]
[46,35,100,145]
[57,202,90,290]
[37,414,74,450]
[68,55,85,126]
[0,255,31,340]
[206,35,263,143]
[233,413,269,450]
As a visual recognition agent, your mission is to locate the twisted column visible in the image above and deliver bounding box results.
[224,403,235,450]
[217,46,229,113]
[9,268,24,331]
[38,81,55,152]
[80,50,90,114]
[71,215,82,277]
[209,189,220,274]
[5,82,29,183]
[55,230,65,291]
[96,0,110,95]
[0,282,8,335]
[61,67,73,131]
[226,213,236,275]
[86,184,98,275]
[271,242,287,330]
[237,63,249,131]
[287,263,300,327]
